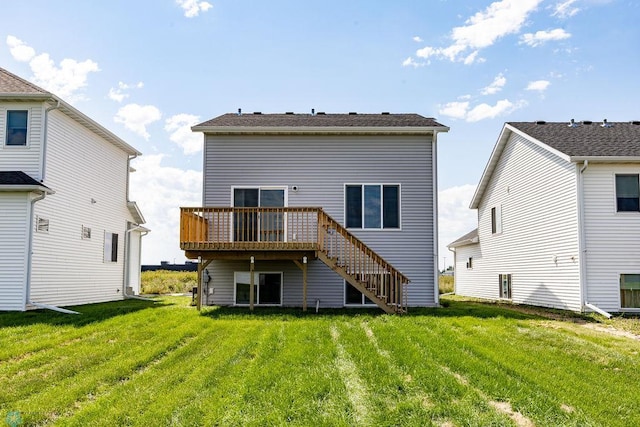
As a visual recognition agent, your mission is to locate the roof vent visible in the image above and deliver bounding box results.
[632,121,640,125]
[568,118,579,128]
[253,112,262,115]
[348,112,357,115]
[285,112,294,115]
[311,108,315,116]
[582,120,593,125]
[535,120,546,125]
[381,112,390,115]
[237,108,242,116]
[601,119,613,128]
[317,112,326,115]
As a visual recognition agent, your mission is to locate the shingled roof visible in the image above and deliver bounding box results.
[0,67,50,96]
[509,121,640,158]
[0,171,52,193]
[193,113,448,134]
[448,228,479,248]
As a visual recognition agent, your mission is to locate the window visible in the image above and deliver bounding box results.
[491,205,502,234]
[35,216,49,233]
[466,257,473,269]
[620,274,640,308]
[345,184,400,229]
[104,232,118,262]
[6,110,28,146]
[615,174,640,212]
[344,281,376,306]
[82,225,92,240]
[234,272,282,305]
[499,274,512,299]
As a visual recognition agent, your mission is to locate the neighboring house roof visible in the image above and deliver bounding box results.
[0,171,53,193]
[0,67,141,156]
[192,112,449,135]
[471,120,640,209]
[447,228,478,249]
[127,201,146,225]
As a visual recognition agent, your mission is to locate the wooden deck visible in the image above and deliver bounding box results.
[180,207,409,314]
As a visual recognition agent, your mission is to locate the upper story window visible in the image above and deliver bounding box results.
[345,184,400,229]
[104,232,119,262]
[6,110,28,146]
[491,205,502,234]
[615,174,640,212]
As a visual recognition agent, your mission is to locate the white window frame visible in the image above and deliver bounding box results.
[4,108,30,148]
[619,273,640,311]
[613,173,640,214]
[344,183,402,231]
[233,271,283,306]
[499,273,512,299]
[104,231,119,263]
[230,185,289,242]
[491,205,502,235]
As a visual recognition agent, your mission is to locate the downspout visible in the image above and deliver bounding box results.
[123,224,151,301]
[26,191,80,315]
[448,246,456,295]
[432,131,440,307]
[41,99,61,182]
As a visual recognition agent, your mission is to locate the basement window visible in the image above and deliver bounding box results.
[36,216,49,233]
[104,232,118,262]
[82,225,92,240]
[615,174,640,212]
[620,274,640,308]
[234,272,282,306]
[499,274,512,299]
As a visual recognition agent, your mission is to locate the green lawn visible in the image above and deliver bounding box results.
[1,297,639,426]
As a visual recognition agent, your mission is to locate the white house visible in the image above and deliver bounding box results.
[180,111,449,313]
[449,120,640,314]
[0,67,148,312]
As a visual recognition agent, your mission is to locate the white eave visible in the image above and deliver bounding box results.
[191,125,450,135]
[127,201,146,225]
[0,184,54,194]
[569,156,640,163]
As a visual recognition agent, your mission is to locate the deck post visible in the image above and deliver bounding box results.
[302,256,308,312]
[249,256,255,311]
[196,256,202,311]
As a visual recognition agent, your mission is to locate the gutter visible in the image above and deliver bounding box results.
[123,223,150,298]
[433,131,440,307]
[42,99,61,181]
[585,302,612,319]
[25,191,79,314]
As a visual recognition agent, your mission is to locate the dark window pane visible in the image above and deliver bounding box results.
[364,185,381,228]
[111,233,118,262]
[259,273,281,304]
[345,282,363,304]
[383,185,399,228]
[233,189,259,241]
[346,185,362,228]
[616,175,640,212]
[6,110,27,146]
[491,207,497,234]
[260,189,284,207]
[234,188,259,207]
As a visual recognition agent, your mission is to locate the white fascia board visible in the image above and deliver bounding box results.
[127,201,146,224]
[0,185,54,194]
[191,126,450,135]
[569,156,640,163]
[0,94,51,101]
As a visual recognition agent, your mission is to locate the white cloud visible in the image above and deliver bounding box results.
[467,99,526,122]
[6,35,35,62]
[413,36,423,42]
[402,56,425,68]
[108,81,144,102]
[176,0,213,17]
[526,80,551,91]
[6,35,99,101]
[130,154,202,264]
[164,114,203,154]
[438,184,478,269]
[439,101,470,120]
[480,73,507,95]
[412,0,542,64]
[552,0,580,18]
[520,28,571,47]
[114,104,162,140]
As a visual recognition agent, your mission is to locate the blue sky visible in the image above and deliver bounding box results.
[1,0,638,266]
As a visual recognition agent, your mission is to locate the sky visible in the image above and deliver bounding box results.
[1,0,638,268]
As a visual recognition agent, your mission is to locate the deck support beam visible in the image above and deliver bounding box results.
[249,256,255,311]
[196,258,213,311]
[293,256,309,312]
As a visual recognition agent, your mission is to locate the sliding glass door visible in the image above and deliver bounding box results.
[233,187,285,242]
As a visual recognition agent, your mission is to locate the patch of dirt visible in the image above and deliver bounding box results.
[560,404,575,413]
[582,324,640,341]
[489,401,535,427]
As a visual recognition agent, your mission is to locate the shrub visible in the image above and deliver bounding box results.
[141,270,197,294]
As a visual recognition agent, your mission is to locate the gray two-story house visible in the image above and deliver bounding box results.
[180,112,448,313]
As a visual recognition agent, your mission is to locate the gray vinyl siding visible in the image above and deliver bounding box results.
[0,193,30,311]
[582,164,640,312]
[203,134,436,307]
[0,103,44,179]
[29,109,134,307]
[465,133,582,311]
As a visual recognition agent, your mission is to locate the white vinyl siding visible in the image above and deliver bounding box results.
[0,193,30,311]
[29,109,135,307]
[0,103,44,179]
[452,243,481,296]
[582,164,640,312]
[463,132,581,310]
[203,134,436,307]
